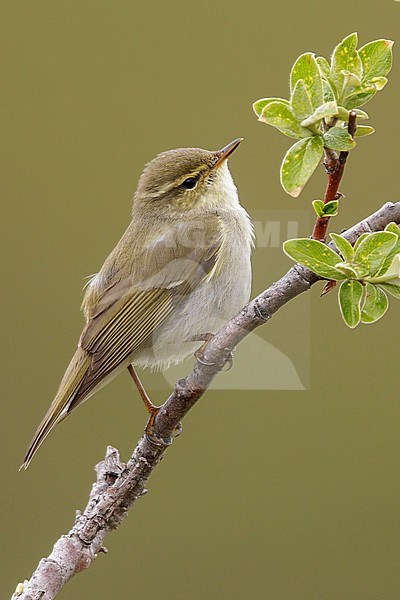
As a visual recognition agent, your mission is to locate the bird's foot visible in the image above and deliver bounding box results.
[191,332,215,366]
[144,406,170,447]
[127,364,179,446]
[144,407,182,447]
[191,332,234,371]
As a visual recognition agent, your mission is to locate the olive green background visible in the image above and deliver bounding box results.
[2,1,399,598]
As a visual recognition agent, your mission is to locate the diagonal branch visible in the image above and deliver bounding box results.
[12,202,400,600]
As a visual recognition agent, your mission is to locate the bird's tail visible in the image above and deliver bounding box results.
[20,347,91,470]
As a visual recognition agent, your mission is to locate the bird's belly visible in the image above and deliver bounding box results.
[132,252,251,370]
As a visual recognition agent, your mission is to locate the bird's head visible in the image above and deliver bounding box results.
[133,138,243,216]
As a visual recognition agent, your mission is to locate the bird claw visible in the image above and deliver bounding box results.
[195,350,215,366]
[191,333,235,371]
[144,407,170,447]
[145,431,173,447]
[192,333,216,366]
[144,406,182,447]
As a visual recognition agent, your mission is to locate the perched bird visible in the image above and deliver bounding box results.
[21,138,253,469]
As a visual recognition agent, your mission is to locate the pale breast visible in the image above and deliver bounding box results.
[133,206,253,370]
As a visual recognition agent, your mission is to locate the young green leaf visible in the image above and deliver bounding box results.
[312,199,325,217]
[353,264,372,278]
[280,136,324,197]
[322,79,335,103]
[370,76,388,91]
[353,125,375,137]
[290,53,323,109]
[330,33,362,101]
[377,223,400,274]
[359,39,394,83]
[330,233,354,262]
[341,71,362,103]
[283,238,346,279]
[353,231,397,275]
[335,262,359,278]
[316,56,330,78]
[353,108,369,119]
[312,199,339,217]
[386,254,400,280]
[345,85,377,109]
[353,233,370,252]
[378,282,400,300]
[385,223,400,237]
[335,107,369,121]
[301,101,338,127]
[336,106,352,121]
[369,254,400,284]
[339,280,364,328]
[361,282,389,324]
[322,200,339,216]
[384,254,400,279]
[323,127,356,151]
[291,79,313,121]
[253,97,290,118]
[259,101,311,139]
[333,105,369,122]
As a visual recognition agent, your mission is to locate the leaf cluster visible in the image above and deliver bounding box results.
[283,224,400,327]
[253,33,393,197]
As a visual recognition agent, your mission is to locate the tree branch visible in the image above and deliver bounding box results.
[12,201,400,600]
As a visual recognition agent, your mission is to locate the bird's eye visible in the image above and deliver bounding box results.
[181,177,197,190]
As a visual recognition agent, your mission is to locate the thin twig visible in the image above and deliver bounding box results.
[312,111,358,241]
[12,202,400,600]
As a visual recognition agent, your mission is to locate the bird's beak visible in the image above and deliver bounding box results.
[213,138,243,169]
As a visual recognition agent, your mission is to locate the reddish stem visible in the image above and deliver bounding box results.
[311,111,357,241]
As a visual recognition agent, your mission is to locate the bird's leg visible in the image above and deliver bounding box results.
[127,364,161,436]
[127,365,181,444]
[127,364,158,415]
[190,333,234,371]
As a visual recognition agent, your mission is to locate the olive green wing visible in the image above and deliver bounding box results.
[69,219,222,411]
[21,217,223,469]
